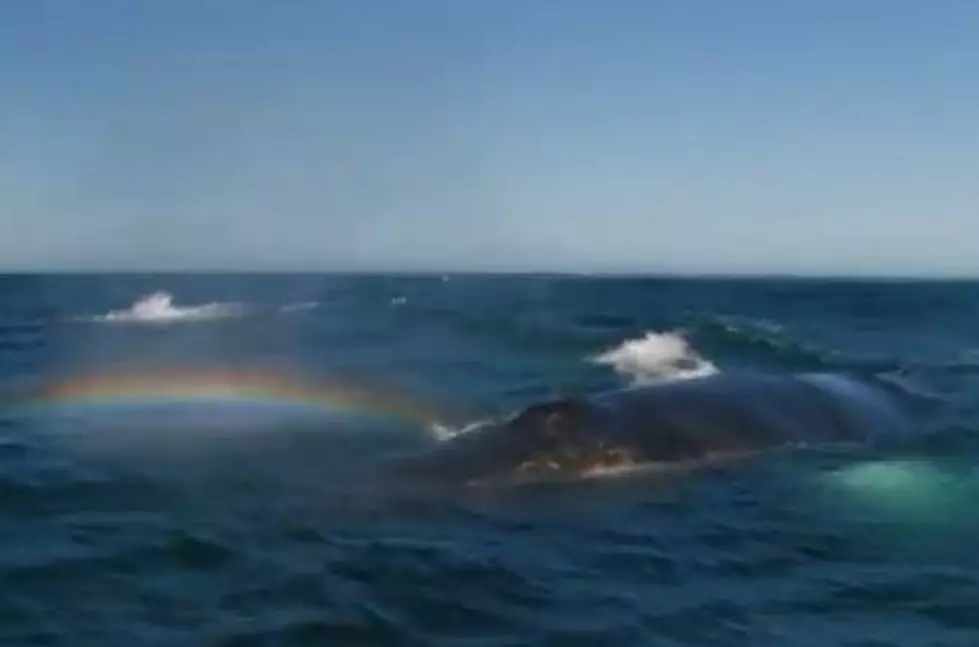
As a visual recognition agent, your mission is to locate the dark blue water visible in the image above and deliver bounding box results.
[3,274,979,646]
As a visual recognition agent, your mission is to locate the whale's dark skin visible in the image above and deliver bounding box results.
[378,371,915,485]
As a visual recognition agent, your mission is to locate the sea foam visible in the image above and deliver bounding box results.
[84,291,244,325]
[590,330,719,383]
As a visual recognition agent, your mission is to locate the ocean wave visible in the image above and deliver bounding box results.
[687,314,911,381]
[80,292,244,325]
[694,315,833,370]
[589,330,719,384]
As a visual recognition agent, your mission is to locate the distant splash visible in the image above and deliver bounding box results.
[590,330,719,383]
[74,292,325,324]
[80,292,244,325]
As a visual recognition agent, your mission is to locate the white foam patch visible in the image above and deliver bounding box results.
[81,292,244,325]
[590,330,719,384]
[428,418,494,441]
[279,301,320,313]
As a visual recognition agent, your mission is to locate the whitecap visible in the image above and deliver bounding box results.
[589,330,719,384]
[278,301,320,313]
[81,291,244,325]
[428,418,494,441]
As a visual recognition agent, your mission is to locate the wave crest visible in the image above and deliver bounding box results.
[590,330,719,383]
[85,292,244,325]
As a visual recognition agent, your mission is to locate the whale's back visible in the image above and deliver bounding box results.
[601,372,912,461]
[379,371,915,484]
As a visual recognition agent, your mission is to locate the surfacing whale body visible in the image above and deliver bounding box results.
[379,371,915,486]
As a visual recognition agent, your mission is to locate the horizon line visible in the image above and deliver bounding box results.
[2,268,979,282]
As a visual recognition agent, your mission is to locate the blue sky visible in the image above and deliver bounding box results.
[3,1,979,275]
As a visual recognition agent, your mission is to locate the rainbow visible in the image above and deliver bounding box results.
[11,367,451,429]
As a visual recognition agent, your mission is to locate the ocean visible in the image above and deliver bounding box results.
[2,273,979,646]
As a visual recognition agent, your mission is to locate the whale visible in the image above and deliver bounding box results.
[377,371,917,486]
